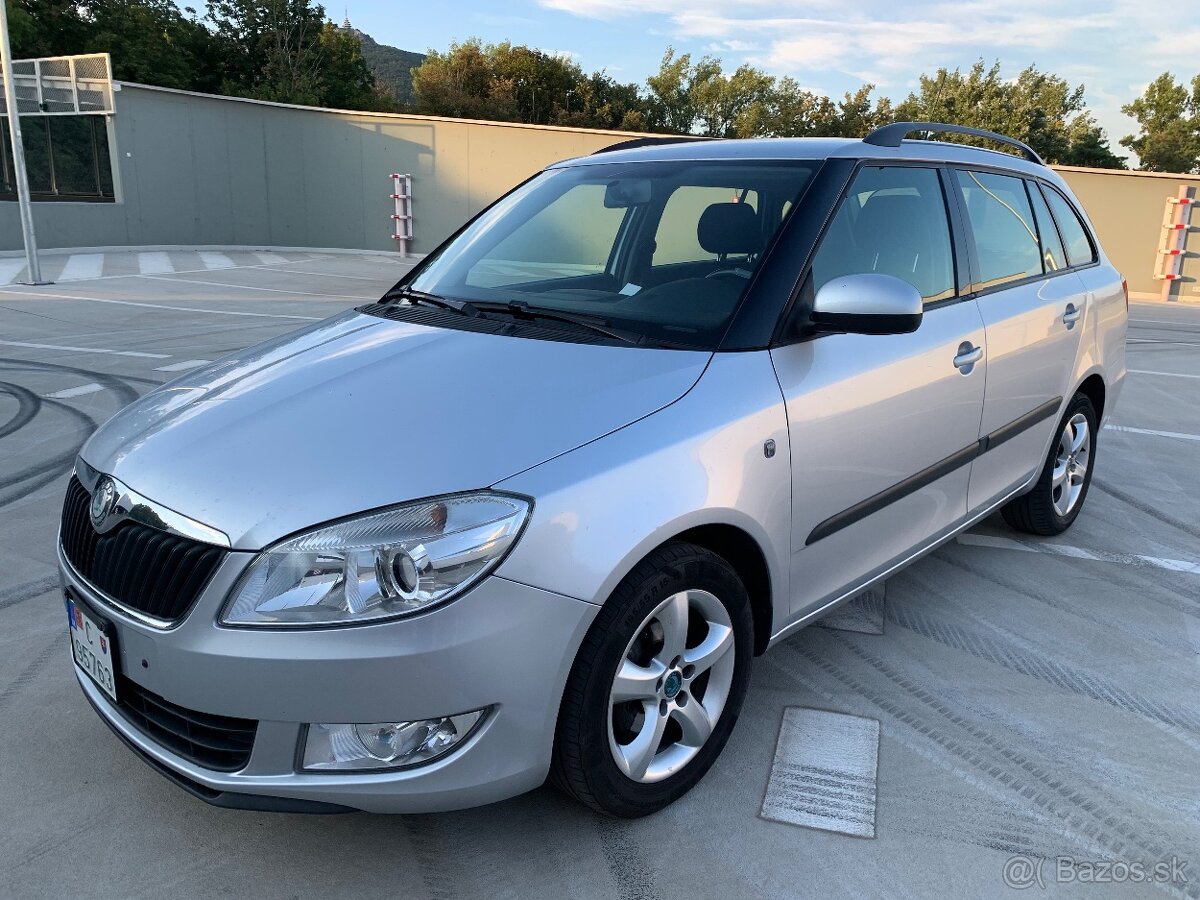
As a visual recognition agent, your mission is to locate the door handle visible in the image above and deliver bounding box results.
[953,342,983,372]
[1062,303,1082,328]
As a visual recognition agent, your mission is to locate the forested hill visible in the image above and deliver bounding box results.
[355,31,425,105]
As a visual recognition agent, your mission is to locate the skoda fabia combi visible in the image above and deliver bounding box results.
[61,122,1127,817]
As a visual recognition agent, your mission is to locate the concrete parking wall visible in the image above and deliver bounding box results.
[1056,165,1200,301]
[3,82,1199,299]
[0,82,644,256]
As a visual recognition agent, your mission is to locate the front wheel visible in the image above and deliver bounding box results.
[551,542,753,817]
[1001,392,1097,535]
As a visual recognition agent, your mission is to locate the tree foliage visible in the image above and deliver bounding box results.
[1120,73,1200,173]
[895,61,1124,167]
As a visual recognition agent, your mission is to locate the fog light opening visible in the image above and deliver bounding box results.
[303,709,487,771]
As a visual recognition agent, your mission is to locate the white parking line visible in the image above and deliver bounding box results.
[761,707,880,838]
[44,383,103,399]
[1129,369,1200,380]
[137,252,175,275]
[0,287,321,321]
[254,252,290,265]
[58,254,104,281]
[0,339,170,359]
[1105,424,1200,443]
[957,533,1200,575]
[139,274,373,301]
[154,359,211,372]
[0,259,26,285]
[199,252,235,269]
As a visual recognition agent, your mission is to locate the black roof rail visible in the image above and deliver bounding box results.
[863,121,1045,165]
[591,135,709,155]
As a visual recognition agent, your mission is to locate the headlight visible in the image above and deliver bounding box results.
[222,493,530,626]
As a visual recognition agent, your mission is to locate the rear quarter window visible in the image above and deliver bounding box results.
[1042,185,1097,268]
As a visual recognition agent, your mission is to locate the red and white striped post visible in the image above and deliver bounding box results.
[390,173,413,256]
[1155,185,1194,301]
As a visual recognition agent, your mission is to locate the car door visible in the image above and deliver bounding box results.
[950,170,1090,511]
[770,164,987,621]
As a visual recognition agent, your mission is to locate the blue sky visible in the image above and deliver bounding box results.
[344,0,1197,152]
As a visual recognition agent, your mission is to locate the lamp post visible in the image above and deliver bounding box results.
[0,0,45,284]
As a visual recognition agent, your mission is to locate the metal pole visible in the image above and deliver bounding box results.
[0,1,45,284]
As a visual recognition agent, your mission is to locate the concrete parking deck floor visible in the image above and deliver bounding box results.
[1,252,1197,899]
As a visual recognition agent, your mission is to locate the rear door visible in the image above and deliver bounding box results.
[771,164,987,619]
[951,169,1090,510]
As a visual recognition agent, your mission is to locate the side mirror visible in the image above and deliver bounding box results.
[810,273,923,335]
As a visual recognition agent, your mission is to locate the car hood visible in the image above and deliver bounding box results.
[81,311,710,549]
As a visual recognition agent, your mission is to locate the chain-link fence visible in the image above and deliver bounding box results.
[6,54,113,116]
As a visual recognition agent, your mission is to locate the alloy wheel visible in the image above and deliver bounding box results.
[607,589,736,783]
[1051,412,1091,516]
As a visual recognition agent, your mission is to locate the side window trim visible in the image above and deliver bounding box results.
[1023,178,1055,275]
[940,165,978,301]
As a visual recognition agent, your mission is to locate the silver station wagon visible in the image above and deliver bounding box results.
[61,122,1127,817]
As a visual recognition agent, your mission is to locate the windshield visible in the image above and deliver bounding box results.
[401,159,819,349]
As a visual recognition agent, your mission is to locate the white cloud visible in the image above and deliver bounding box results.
[540,0,1200,144]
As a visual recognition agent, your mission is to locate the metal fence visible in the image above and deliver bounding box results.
[5,54,113,116]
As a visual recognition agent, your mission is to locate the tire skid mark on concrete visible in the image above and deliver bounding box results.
[885,578,1200,750]
[767,639,1196,900]
[0,574,60,612]
[0,397,96,508]
[0,636,59,711]
[1092,478,1200,541]
[0,380,40,440]
[399,815,459,900]
[937,552,1200,657]
[598,818,663,900]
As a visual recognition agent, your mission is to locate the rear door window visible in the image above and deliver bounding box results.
[810,166,955,304]
[955,170,1042,289]
[1042,185,1096,268]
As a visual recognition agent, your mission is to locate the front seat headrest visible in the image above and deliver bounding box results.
[697,202,762,255]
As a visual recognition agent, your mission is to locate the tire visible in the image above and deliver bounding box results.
[550,542,754,817]
[1001,392,1097,536]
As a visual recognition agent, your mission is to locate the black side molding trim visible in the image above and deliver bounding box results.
[980,397,1062,452]
[81,685,354,815]
[806,443,980,545]
[805,396,1063,546]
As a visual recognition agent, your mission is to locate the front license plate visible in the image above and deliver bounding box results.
[66,596,118,703]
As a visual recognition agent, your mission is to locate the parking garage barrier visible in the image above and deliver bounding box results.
[1155,186,1194,298]
[390,173,413,256]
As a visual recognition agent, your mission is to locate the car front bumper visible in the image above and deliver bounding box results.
[60,543,598,813]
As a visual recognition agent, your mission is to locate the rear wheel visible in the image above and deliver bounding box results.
[551,542,753,817]
[1001,392,1097,535]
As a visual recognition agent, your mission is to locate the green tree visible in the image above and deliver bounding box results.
[411,39,519,121]
[86,0,219,91]
[644,48,697,133]
[896,60,1123,167]
[315,21,377,109]
[1120,73,1200,173]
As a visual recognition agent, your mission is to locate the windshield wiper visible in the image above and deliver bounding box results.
[471,300,642,345]
[384,287,480,318]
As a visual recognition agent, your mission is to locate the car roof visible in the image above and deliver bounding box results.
[550,135,1054,181]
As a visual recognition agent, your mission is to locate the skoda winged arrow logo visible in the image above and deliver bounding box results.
[89,477,117,529]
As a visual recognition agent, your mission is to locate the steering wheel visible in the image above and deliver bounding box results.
[705,268,752,280]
